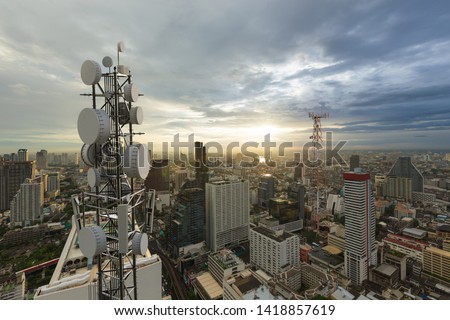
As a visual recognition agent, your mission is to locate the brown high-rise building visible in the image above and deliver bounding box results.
[349,154,360,171]
[145,159,170,192]
[0,160,35,212]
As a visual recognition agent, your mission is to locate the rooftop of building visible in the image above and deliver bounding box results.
[322,245,342,255]
[343,171,370,181]
[195,272,223,299]
[331,286,354,300]
[374,263,398,277]
[402,228,427,238]
[251,226,295,242]
[385,249,407,259]
[425,246,450,257]
[437,224,450,233]
[34,213,160,298]
[210,249,244,269]
[309,248,344,267]
[207,179,247,186]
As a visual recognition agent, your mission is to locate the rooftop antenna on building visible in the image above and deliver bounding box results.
[76,42,155,300]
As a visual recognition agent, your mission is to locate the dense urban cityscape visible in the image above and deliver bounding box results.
[1,145,450,300]
[1,0,450,306]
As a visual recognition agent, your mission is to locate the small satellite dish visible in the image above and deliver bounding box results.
[124,83,139,102]
[78,225,107,258]
[80,143,96,167]
[77,108,111,145]
[130,106,144,125]
[102,56,113,68]
[87,168,101,187]
[117,41,125,53]
[123,143,150,179]
[132,232,148,256]
[80,60,102,85]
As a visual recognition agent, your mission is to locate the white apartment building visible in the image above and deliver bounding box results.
[250,226,300,275]
[205,179,250,252]
[344,171,377,286]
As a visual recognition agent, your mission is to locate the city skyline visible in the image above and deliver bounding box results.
[1,1,450,153]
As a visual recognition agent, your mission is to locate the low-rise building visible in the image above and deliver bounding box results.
[369,263,399,287]
[208,249,246,286]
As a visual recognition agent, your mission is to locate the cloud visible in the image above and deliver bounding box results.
[1,0,450,152]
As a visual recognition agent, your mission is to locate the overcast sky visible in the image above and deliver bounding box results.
[1,0,450,154]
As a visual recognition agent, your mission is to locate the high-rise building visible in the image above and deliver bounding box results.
[268,198,300,224]
[73,152,79,165]
[386,176,412,202]
[175,169,188,192]
[344,171,377,286]
[167,186,205,258]
[349,154,360,171]
[62,153,69,166]
[145,159,170,192]
[287,182,305,221]
[17,149,28,162]
[0,160,35,212]
[294,163,305,181]
[10,178,44,226]
[250,226,300,275]
[205,179,250,252]
[388,157,424,192]
[36,150,48,170]
[258,174,275,208]
[194,141,209,190]
[47,172,60,193]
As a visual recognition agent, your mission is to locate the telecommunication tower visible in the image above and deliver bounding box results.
[74,42,155,300]
[308,111,329,228]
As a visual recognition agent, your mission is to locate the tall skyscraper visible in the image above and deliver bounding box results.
[17,149,28,162]
[145,159,170,191]
[36,150,48,170]
[47,172,60,193]
[349,154,360,171]
[258,174,275,208]
[10,178,44,226]
[167,186,205,257]
[0,160,35,212]
[287,182,305,221]
[250,226,300,275]
[344,170,377,286]
[61,153,69,166]
[174,169,188,192]
[294,163,305,181]
[194,141,209,190]
[205,179,250,252]
[388,156,423,192]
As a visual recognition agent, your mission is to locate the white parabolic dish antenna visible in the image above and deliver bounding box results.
[77,108,111,145]
[123,143,150,179]
[132,232,148,256]
[78,225,107,258]
[102,56,113,68]
[80,60,102,85]
[124,83,139,102]
[80,143,96,167]
[87,167,101,188]
[130,106,144,125]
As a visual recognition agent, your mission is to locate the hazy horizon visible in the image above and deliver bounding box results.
[1,0,450,153]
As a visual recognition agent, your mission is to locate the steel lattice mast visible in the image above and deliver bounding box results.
[73,42,155,300]
[308,111,329,229]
